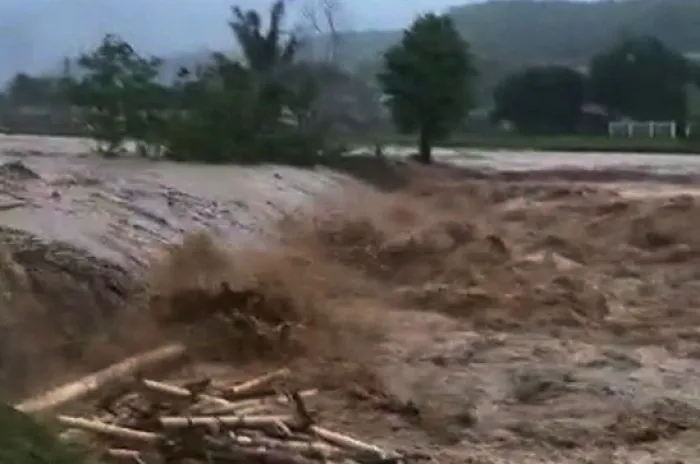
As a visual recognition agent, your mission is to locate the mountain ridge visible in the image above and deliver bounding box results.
[9,0,700,98]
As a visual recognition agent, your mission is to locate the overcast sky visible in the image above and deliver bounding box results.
[0,0,465,76]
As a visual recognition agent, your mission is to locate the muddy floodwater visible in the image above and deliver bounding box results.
[5,135,700,463]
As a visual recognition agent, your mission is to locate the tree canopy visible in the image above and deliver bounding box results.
[60,1,354,164]
[449,0,700,68]
[8,1,700,144]
[377,13,476,163]
[492,66,586,135]
[588,36,692,122]
[318,0,700,105]
[66,34,163,155]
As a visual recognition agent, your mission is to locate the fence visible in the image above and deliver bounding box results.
[607,120,692,139]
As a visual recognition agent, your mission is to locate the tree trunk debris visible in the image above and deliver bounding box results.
[15,344,187,414]
[17,348,419,463]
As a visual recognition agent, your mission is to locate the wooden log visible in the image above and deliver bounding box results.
[105,448,145,463]
[224,368,291,398]
[106,448,140,457]
[233,434,346,459]
[139,378,233,408]
[199,389,318,415]
[110,440,316,464]
[57,416,161,444]
[16,344,186,413]
[159,414,292,429]
[311,425,392,458]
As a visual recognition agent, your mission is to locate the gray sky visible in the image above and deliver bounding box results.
[322,0,464,29]
[0,0,465,76]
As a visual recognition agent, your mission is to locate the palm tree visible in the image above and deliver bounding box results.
[227,1,303,132]
[229,0,299,76]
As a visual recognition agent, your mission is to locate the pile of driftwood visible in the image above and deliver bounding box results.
[15,345,408,464]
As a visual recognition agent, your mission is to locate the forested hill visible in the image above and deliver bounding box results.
[448,0,700,67]
[331,0,700,70]
[323,0,700,104]
[12,0,700,89]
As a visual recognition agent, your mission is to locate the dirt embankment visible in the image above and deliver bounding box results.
[6,143,700,462]
[0,148,353,398]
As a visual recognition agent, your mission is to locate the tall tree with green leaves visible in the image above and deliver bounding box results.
[5,74,64,108]
[588,36,691,124]
[492,66,587,135]
[377,13,476,163]
[229,0,301,133]
[68,34,162,156]
[230,0,299,76]
[164,1,319,164]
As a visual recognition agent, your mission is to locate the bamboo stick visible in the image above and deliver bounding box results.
[311,425,391,457]
[232,433,345,459]
[105,448,141,458]
[159,414,292,429]
[16,344,186,413]
[224,368,291,398]
[39,366,406,463]
[139,378,233,408]
[105,448,146,463]
[57,416,161,444]
[199,389,318,415]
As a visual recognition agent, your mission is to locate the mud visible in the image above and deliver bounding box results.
[5,137,700,462]
[0,137,353,397]
[346,167,700,463]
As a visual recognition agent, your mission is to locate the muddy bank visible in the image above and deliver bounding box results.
[0,152,354,398]
[0,154,351,268]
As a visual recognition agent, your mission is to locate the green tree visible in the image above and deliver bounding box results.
[164,0,321,164]
[230,0,301,135]
[492,66,587,135]
[377,13,476,163]
[64,2,337,165]
[230,0,299,76]
[163,55,261,163]
[7,74,47,107]
[588,36,691,124]
[68,34,163,156]
[5,73,67,108]
[449,0,700,68]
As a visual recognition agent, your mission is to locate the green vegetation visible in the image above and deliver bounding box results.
[324,0,700,69]
[589,36,693,121]
[61,1,328,164]
[449,0,700,69]
[0,404,88,464]
[67,34,164,156]
[492,66,586,135]
[56,6,483,165]
[377,14,477,163]
[491,35,700,136]
[314,0,700,104]
[4,1,700,161]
